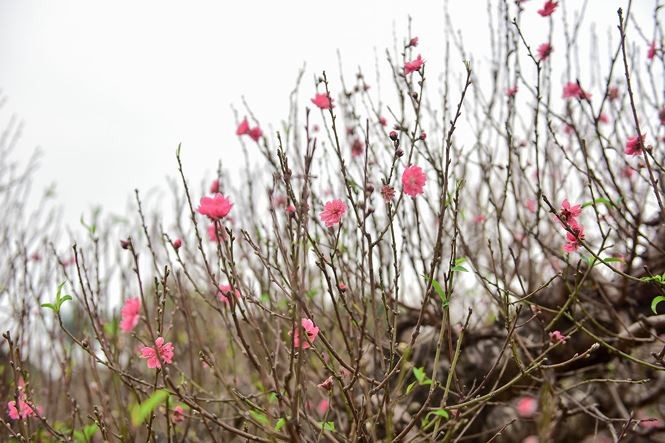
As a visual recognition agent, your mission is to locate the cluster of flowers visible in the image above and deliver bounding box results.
[559,199,584,253]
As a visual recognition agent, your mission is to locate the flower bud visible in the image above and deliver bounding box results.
[389,131,398,141]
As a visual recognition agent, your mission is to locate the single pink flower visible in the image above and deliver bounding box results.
[559,199,581,223]
[506,86,518,97]
[317,399,330,416]
[217,284,241,304]
[351,139,364,158]
[320,199,347,227]
[537,42,552,61]
[139,337,175,369]
[404,54,425,75]
[526,199,537,213]
[647,41,657,60]
[198,194,233,220]
[292,318,319,349]
[379,116,387,126]
[210,180,220,194]
[311,93,333,110]
[236,118,250,136]
[286,204,296,214]
[120,297,141,333]
[608,86,619,101]
[516,396,538,418]
[420,131,427,141]
[537,0,558,17]
[409,36,419,47]
[621,165,635,179]
[562,82,591,100]
[381,185,395,202]
[625,134,645,156]
[317,376,334,391]
[402,165,427,197]
[549,330,568,343]
[248,126,263,142]
[563,124,575,135]
[172,406,185,423]
[172,239,182,250]
[473,214,487,224]
[563,222,585,253]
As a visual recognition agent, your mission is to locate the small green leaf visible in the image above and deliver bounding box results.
[275,417,287,431]
[451,265,468,273]
[427,409,449,420]
[454,257,467,265]
[426,275,448,307]
[40,303,56,311]
[249,410,269,426]
[651,296,665,314]
[406,381,416,394]
[413,367,426,384]
[581,197,613,209]
[319,421,335,432]
[131,389,170,427]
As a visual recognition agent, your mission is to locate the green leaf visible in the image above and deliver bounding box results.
[426,409,449,420]
[454,257,467,265]
[40,303,56,311]
[451,265,468,273]
[406,381,416,394]
[249,410,269,426]
[131,389,170,427]
[413,367,426,384]
[275,417,287,431]
[73,424,98,443]
[581,197,613,209]
[651,296,665,314]
[426,275,448,307]
[319,421,336,432]
[104,318,119,337]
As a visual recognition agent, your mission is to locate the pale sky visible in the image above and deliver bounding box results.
[0,0,655,228]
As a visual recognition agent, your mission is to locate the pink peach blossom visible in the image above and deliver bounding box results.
[236,118,250,136]
[217,284,241,304]
[320,199,347,227]
[516,396,538,417]
[317,376,334,391]
[140,337,175,369]
[198,194,233,220]
[404,55,425,75]
[293,318,319,349]
[537,42,552,61]
[317,399,330,416]
[559,199,581,223]
[647,41,657,60]
[506,86,518,97]
[311,93,333,110]
[172,405,185,423]
[537,1,557,17]
[120,297,141,332]
[562,82,591,100]
[563,222,585,253]
[549,330,569,343]
[248,126,263,142]
[402,165,427,197]
[625,134,645,156]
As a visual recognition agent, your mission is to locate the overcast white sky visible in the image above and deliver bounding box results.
[0,1,655,228]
